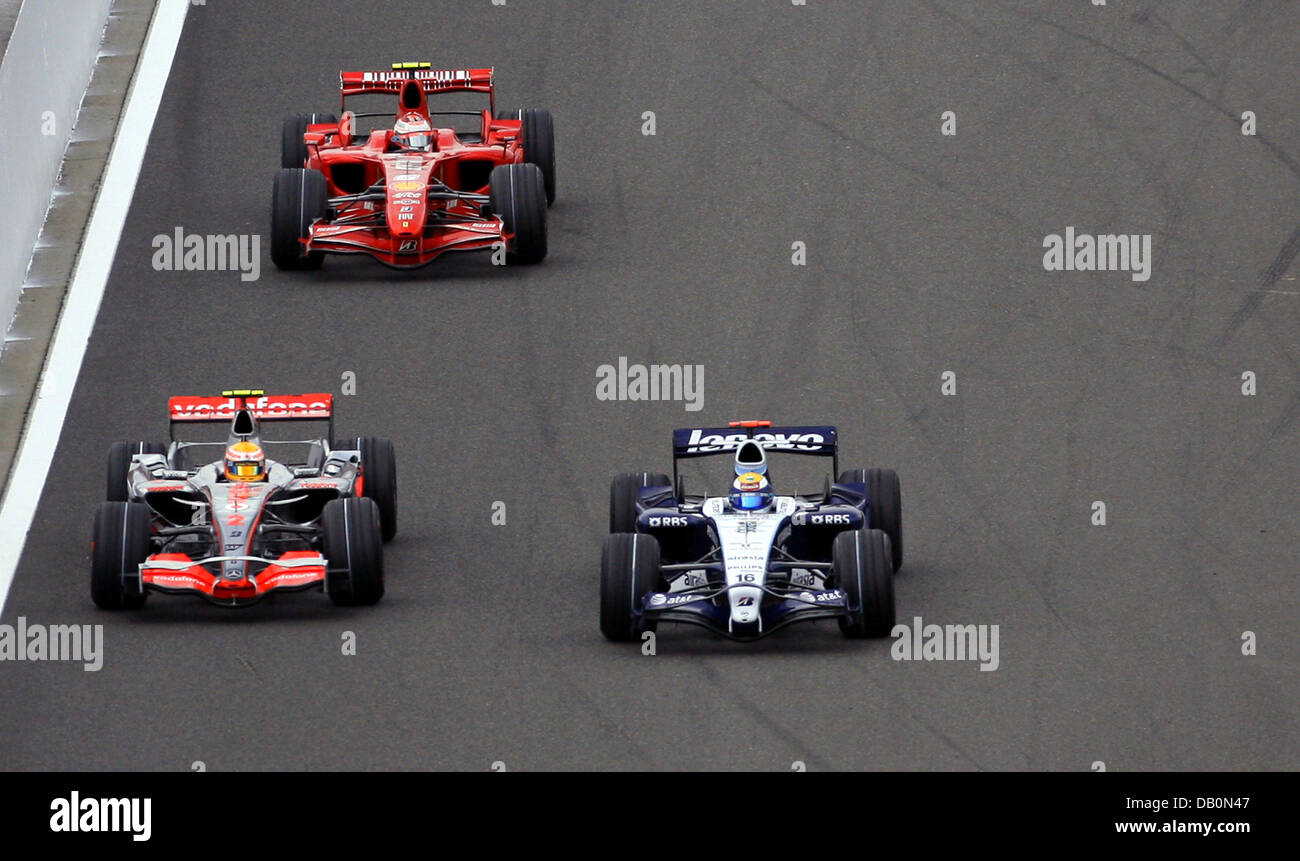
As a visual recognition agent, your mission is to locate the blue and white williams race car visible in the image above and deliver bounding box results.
[601,420,903,642]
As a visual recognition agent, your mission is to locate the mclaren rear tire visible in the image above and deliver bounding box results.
[106,441,167,502]
[334,436,398,543]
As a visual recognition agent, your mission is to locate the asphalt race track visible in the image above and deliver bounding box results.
[1,0,1296,770]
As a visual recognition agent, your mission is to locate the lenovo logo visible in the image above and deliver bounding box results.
[683,428,825,453]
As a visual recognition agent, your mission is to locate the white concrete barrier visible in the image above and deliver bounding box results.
[0,0,113,334]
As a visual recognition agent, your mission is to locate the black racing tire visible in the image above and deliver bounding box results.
[322,497,385,606]
[488,163,547,264]
[498,107,555,205]
[834,529,895,638]
[609,472,671,533]
[91,501,151,610]
[333,436,397,543]
[281,112,337,169]
[270,167,328,270]
[106,441,167,501]
[838,468,903,572]
[600,533,662,642]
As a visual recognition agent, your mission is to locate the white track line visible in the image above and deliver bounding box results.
[0,0,189,614]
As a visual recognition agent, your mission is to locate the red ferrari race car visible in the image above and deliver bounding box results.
[92,390,396,609]
[271,62,554,269]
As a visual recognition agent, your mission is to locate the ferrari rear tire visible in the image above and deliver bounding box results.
[609,472,671,533]
[499,107,555,205]
[838,468,903,572]
[488,163,547,264]
[271,167,327,270]
[334,436,397,543]
[281,112,337,169]
[106,441,167,501]
[322,497,385,606]
[834,529,895,638]
[600,533,662,642]
[91,501,151,610]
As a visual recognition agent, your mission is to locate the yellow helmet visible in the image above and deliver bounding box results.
[224,441,266,482]
[730,471,773,512]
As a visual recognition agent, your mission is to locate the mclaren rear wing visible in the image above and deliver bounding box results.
[167,390,335,441]
[670,420,839,487]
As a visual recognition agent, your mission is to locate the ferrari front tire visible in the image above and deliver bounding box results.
[600,533,661,642]
[91,502,151,610]
[488,163,547,265]
[322,497,385,606]
[270,168,327,270]
[834,529,895,638]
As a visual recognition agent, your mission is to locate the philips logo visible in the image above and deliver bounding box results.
[647,515,688,528]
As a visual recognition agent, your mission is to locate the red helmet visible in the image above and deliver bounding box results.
[393,111,433,151]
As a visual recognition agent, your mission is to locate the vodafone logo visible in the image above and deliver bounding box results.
[169,395,331,420]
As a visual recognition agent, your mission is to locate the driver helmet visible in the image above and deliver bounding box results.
[730,471,773,512]
[224,441,267,482]
[393,111,433,151]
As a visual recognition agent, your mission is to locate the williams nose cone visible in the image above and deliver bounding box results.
[734,440,767,476]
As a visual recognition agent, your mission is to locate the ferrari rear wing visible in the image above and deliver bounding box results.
[339,64,495,108]
[167,390,335,440]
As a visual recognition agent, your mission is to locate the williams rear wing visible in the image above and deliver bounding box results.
[167,390,335,441]
[671,421,839,486]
